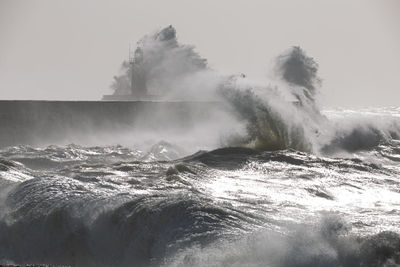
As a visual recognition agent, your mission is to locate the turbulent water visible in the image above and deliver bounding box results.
[1,26,400,266]
[0,107,399,267]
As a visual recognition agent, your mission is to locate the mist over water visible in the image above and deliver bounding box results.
[0,25,399,267]
[111,25,400,155]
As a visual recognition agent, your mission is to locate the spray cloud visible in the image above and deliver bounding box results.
[110,25,400,154]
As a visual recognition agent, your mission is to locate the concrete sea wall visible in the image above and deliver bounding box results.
[0,101,224,148]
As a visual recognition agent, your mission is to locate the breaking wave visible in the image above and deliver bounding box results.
[166,216,400,267]
[0,142,400,266]
[110,25,400,155]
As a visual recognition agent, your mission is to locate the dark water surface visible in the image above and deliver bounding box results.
[0,107,400,267]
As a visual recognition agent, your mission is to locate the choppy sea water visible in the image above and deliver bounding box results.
[0,108,399,267]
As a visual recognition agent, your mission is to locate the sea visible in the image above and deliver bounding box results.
[0,106,399,267]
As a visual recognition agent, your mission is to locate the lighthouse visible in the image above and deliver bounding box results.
[130,47,147,98]
[102,45,159,101]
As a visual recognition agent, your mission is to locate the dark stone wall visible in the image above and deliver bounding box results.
[0,101,222,148]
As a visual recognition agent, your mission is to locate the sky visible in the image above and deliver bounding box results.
[0,0,399,107]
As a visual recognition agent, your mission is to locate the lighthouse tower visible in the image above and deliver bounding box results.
[129,46,148,98]
[102,45,158,101]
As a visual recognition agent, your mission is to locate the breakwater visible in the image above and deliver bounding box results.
[0,100,224,148]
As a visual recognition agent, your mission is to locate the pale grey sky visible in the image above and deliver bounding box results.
[0,0,399,107]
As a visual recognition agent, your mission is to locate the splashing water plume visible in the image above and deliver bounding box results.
[111,25,400,155]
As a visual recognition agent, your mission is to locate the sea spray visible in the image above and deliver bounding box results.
[218,46,326,152]
[111,25,212,99]
[111,26,329,152]
[113,25,400,154]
